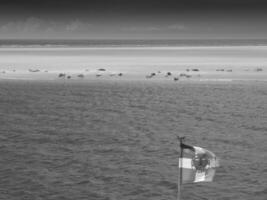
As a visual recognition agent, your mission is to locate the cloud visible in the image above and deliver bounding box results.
[0,17,190,39]
[122,26,161,32]
[0,17,93,38]
[0,17,45,34]
[121,24,187,32]
[65,19,92,32]
[167,24,187,31]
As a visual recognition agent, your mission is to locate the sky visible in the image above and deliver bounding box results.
[0,0,267,39]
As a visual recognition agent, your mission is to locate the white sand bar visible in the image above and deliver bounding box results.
[0,46,267,81]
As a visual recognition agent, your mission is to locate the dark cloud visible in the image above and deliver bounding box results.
[1,0,266,22]
[1,0,267,13]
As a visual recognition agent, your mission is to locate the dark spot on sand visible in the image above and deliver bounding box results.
[165,72,172,77]
[29,69,40,72]
[255,67,263,72]
[58,73,66,78]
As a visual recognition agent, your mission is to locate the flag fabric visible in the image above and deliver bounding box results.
[179,143,219,184]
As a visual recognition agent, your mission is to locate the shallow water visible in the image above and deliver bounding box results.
[0,80,266,200]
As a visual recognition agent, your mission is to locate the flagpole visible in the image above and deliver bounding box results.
[177,136,185,200]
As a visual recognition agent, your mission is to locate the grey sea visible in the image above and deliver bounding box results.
[0,80,266,200]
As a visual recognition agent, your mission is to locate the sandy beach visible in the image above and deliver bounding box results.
[0,46,267,82]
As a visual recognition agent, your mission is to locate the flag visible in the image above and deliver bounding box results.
[179,143,219,184]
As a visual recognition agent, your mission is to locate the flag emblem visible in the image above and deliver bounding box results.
[179,144,219,184]
[192,153,210,171]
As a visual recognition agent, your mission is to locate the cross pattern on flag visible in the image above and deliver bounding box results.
[179,143,219,184]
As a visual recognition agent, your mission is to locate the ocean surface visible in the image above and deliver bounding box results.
[0,80,266,200]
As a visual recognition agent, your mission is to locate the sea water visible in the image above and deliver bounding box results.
[0,80,266,200]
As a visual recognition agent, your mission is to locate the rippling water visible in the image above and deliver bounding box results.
[0,80,266,200]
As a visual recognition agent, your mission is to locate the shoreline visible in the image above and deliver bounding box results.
[1,71,266,84]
